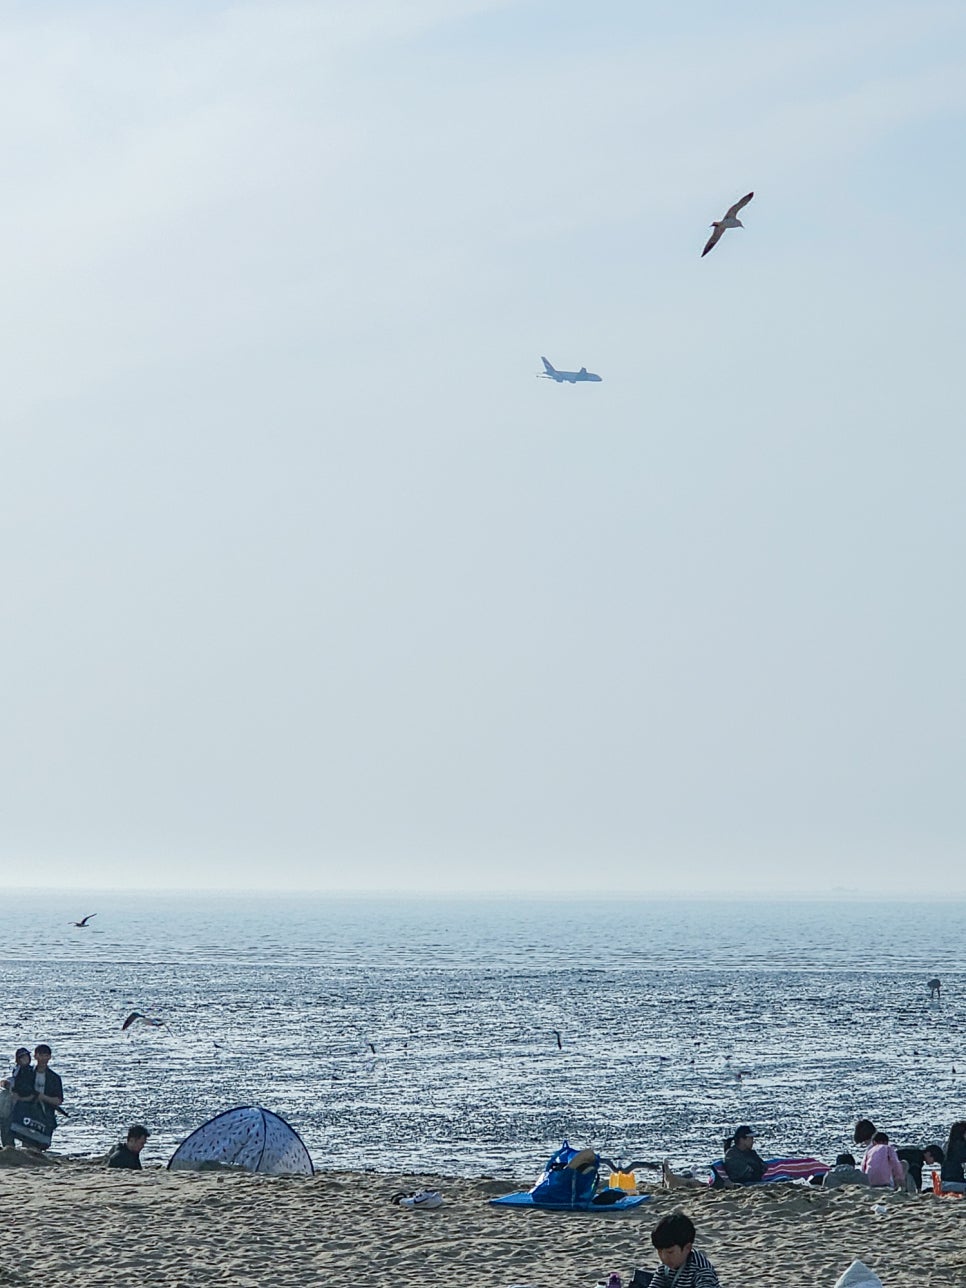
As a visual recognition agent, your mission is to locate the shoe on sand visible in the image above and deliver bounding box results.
[393,1189,443,1210]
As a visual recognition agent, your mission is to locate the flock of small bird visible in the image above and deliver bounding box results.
[67,913,954,1080]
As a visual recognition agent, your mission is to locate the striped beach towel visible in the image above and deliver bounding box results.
[710,1156,829,1184]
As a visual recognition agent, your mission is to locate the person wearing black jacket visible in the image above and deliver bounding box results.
[722,1126,766,1185]
[11,1044,63,1151]
[108,1125,151,1169]
[940,1122,966,1193]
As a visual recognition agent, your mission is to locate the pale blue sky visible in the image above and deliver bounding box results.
[2,1,965,893]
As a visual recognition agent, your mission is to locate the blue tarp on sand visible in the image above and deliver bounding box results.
[490,1190,650,1212]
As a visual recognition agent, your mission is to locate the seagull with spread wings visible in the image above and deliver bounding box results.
[121,1011,169,1033]
[702,192,754,257]
[69,913,97,927]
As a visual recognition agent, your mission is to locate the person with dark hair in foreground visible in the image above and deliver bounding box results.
[636,1212,720,1288]
[108,1124,151,1169]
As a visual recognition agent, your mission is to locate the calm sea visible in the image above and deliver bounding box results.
[0,892,962,1176]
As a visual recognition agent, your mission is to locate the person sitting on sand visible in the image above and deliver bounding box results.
[722,1125,766,1186]
[823,1153,870,1189]
[939,1122,966,1194]
[107,1124,151,1170]
[860,1132,905,1189]
[895,1144,944,1192]
[639,1212,721,1288]
[852,1118,940,1191]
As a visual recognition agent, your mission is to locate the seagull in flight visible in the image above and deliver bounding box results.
[702,192,754,257]
[70,913,97,927]
[121,1011,168,1033]
[552,1030,563,1050]
[599,1156,659,1173]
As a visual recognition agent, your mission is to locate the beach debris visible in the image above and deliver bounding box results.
[69,913,97,927]
[701,192,754,257]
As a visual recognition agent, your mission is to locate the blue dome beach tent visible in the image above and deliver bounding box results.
[167,1106,314,1176]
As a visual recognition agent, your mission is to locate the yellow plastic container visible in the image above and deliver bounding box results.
[610,1171,637,1193]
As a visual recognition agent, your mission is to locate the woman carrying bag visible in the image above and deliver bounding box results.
[10,1044,64,1152]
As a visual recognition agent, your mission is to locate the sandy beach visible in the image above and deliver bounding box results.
[3,1152,965,1286]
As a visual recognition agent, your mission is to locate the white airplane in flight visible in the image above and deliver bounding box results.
[538,356,602,384]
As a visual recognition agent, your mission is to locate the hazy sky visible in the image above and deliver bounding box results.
[2,1,965,895]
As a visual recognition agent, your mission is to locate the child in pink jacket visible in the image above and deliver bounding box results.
[862,1132,906,1188]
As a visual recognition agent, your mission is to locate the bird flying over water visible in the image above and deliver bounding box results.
[70,914,97,927]
[701,192,754,257]
[552,1030,562,1049]
[600,1157,659,1173]
[121,1011,168,1032]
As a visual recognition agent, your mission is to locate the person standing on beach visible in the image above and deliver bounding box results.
[11,1044,63,1151]
[0,1048,32,1148]
[722,1126,766,1185]
[107,1125,151,1169]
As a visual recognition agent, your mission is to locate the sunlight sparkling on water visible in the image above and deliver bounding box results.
[1,893,962,1175]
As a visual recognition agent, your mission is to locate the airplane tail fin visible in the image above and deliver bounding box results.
[541,356,555,374]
